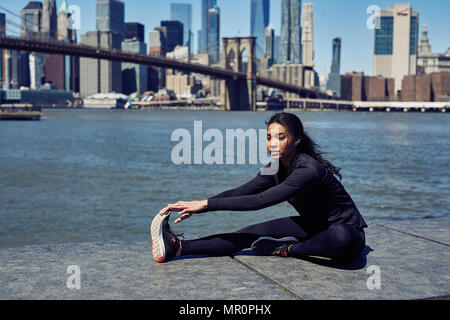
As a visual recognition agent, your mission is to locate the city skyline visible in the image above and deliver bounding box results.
[1,0,449,78]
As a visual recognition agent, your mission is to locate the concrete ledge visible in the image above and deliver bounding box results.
[0,218,449,300]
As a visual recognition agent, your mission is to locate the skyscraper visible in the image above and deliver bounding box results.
[0,13,5,88]
[200,0,217,54]
[264,25,275,68]
[96,0,125,39]
[171,3,192,54]
[161,21,183,53]
[149,28,166,89]
[279,0,302,64]
[125,23,145,43]
[301,3,314,67]
[123,21,147,94]
[21,2,44,89]
[250,0,270,57]
[274,35,280,63]
[326,37,341,96]
[149,28,166,56]
[207,6,220,64]
[373,3,419,94]
[122,39,147,95]
[79,0,124,96]
[21,1,42,37]
[41,0,57,39]
[80,30,122,96]
[45,0,73,91]
[46,0,79,92]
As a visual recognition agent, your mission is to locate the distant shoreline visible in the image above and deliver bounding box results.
[37,105,450,113]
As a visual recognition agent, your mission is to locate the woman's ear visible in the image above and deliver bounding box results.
[294,138,301,146]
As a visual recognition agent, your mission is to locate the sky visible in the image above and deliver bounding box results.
[2,0,450,77]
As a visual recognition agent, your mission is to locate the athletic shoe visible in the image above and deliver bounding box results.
[251,236,299,257]
[151,212,182,263]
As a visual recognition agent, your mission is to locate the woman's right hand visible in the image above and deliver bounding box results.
[158,200,208,224]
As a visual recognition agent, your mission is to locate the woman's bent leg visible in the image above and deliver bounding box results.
[289,223,365,260]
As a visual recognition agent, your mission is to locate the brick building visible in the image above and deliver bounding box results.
[341,72,394,101]
[402,72,450,102]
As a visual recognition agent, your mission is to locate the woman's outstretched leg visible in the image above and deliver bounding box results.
[152,212,364,262]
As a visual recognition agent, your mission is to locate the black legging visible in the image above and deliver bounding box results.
[181,216,366,260]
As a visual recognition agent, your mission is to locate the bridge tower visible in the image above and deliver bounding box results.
[220,37,256,111]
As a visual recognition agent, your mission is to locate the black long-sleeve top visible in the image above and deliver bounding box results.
[207,152,368,230]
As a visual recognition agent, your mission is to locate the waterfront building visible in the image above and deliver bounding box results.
[417,23,450,74]
[0,88,74,106]
[171,3,192,54]
[373,3,419,94]
[402,72,450,102]
[166,74,195,98]
[79,31,122,97]
[250,0,270,57]
[326,37,341,96]
[279,0,302,64]
[341,72,395,101]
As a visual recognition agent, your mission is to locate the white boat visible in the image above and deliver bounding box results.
[82,93,128,109]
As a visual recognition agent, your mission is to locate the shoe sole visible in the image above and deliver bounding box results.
[251,236,299,256]
[151,212,170,263]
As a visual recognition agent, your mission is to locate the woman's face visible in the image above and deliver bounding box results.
[267,123,300,161]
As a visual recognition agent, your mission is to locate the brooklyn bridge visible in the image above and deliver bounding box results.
[0,35,333,111]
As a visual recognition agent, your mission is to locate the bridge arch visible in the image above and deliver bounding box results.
[226,49,236,71]
[221,37,256,110]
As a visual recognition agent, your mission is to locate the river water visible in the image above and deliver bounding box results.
[1,109,449,247]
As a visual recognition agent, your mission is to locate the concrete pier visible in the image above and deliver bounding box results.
[0,218,449,300]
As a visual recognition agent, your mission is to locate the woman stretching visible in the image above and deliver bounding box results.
[151,112,367,263]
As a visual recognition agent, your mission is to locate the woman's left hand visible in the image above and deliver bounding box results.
[158,200,208,224]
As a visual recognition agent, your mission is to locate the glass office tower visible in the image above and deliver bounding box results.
[171,3,192,54]
[250,0,270,57]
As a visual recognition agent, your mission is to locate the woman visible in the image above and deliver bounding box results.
[151,112,367,263]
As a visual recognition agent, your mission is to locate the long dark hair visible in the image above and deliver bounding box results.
[266,112,342,180]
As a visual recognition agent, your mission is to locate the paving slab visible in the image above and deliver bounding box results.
[375,217,450,246]
[0,239,292,300]
[234,222,450,300]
